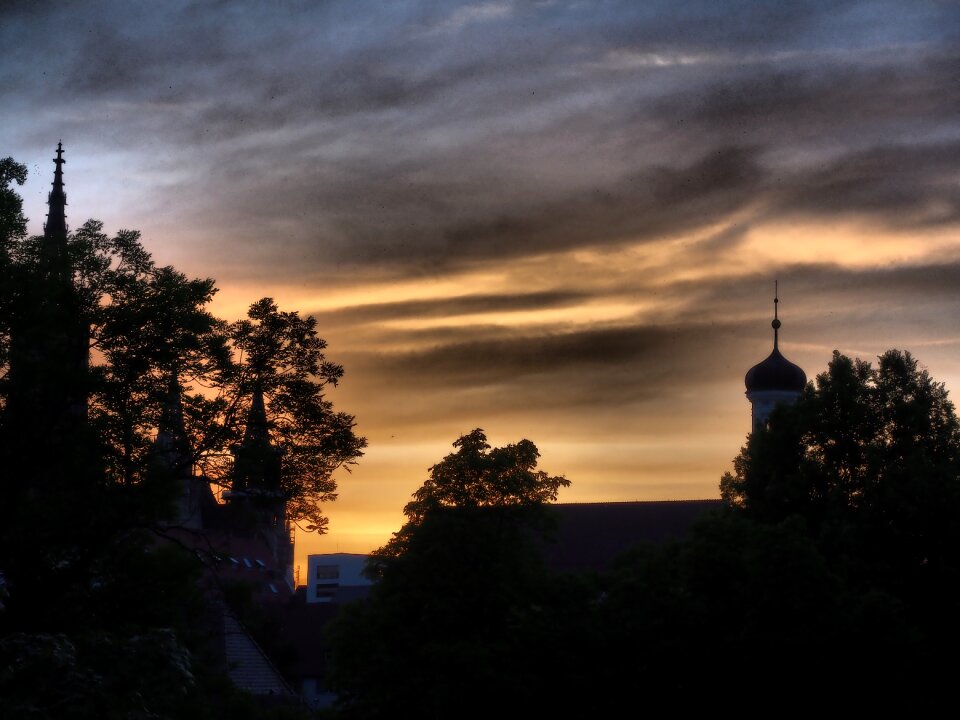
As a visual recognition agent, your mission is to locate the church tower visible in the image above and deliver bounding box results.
[744,286,806,432]
[5,142,89,438]
[226,387,294,587]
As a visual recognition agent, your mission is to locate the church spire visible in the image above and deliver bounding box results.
[44,141,68,241]
[243,385,271,447]
[228,384,292,585]
[232,385,282,493]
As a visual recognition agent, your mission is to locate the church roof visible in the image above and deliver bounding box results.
[745,347,807,394]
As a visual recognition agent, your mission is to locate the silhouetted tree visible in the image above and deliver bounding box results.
[1,218,364,530]
[328,429,571,718]
[190,297,364,533]
[721,350,960,596]
[0,157,28,410]
[710,348,960,703]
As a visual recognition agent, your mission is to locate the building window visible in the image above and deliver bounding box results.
[314,565,339,580]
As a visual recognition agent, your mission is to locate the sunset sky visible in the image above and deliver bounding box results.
[4,1,959,573]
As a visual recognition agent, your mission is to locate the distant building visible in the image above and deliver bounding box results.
[744,287,806,432]
[305,553,373,604]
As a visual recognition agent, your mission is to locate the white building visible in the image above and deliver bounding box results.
[304,553,372,603]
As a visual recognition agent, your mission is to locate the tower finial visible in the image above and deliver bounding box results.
[771,280,781,350]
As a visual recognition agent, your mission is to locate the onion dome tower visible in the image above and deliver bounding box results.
[745,285,806,433]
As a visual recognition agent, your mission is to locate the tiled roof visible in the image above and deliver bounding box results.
[222,609,294,697]
[275,601,342,676]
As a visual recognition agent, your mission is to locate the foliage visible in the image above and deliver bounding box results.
[0,215,364,528]
[721,349,960,595]
[0,157,27,247]
[369,428,569,570]
[328,429,570,717]
[0,157,28,394]
[190,298,364,532]
[708,348,960,704]
[590,512,933,710]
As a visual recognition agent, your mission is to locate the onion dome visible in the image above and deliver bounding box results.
[744,289,806,394]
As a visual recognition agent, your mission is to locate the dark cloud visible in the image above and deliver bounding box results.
[770,141,960,227]
[330,257,960,414]
[312,289,591,328]
[5,1,958,282]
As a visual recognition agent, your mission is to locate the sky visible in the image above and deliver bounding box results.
[3,0,959,572]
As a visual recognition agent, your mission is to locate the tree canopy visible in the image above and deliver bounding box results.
[721,349,960,596]
[369,428,569,567]
[329,429,571,717]
[0,211,365,529]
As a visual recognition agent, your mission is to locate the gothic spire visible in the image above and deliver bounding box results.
[44,141,68,241]
[243,385,271,447]
[232,385,282,493]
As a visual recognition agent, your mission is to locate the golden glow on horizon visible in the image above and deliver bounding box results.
[746,220,960,267]
[193,215,960,562]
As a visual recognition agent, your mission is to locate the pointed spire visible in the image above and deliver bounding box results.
[154,375,191,465]
[771,280,782,350]
[243,385,271,446]
[44,141,68,241]
[232,385,282,493]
